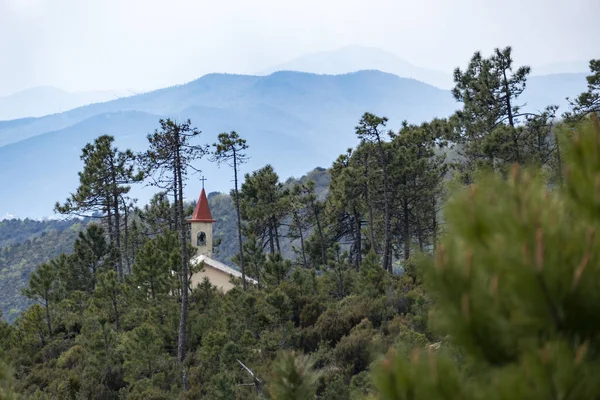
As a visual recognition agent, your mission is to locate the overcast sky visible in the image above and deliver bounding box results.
[1,0,598,96]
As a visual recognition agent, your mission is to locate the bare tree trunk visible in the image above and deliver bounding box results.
[377,138,392,272]
[354,211,362,270]
[273,218,282,255]
[175,136,189,392]
[293,211,308,268]
[106,192,114,245]
[172,161,179,232]
[233,152,247,290]
[416,212,424,252]
[502,68,521,164]
[123,202,131,274]
[108,153,124,280]
[313,203,327,267]
[268,225,275,255]
[363,162,376,251]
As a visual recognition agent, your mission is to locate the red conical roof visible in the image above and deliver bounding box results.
[189,188,216,223]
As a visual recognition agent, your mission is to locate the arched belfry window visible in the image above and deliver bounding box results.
[197,231,206,246]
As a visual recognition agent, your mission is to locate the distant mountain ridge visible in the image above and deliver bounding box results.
[0,69,588,218]
[0,86,131,121]
[259,45,453,89]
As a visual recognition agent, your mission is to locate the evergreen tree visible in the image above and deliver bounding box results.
[94,270,126,332]
[122,324,164,382]
[212,131,250,290]
[451,47,545,177]
[327,149,366,269]
[240,234,266,289]
[0,359,18,400]
[143,118,208,378]
[565,59,600,121]
[65,224,111,292]
[137,191,177,235]
[373,118,600,400]
[268,351,318,400]
[239,165,286,255]
[356,113,393,272]
[263,253,292,287]
[287,184,313,268]
[323,244,354,299]
[132,237,171,300]
[55,135,142,279]
[389,120,447,260]
[22,262,60,340]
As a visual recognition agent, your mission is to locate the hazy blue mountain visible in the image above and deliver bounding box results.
[532,60,590,76]
[260,45,453,89]
[0,69,588,218]
[0,86,130,121]
[522,73,588,112]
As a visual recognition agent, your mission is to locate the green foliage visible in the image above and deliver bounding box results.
[267,351,319,400]
[565,59,600,120]
[55,134,142,279]
[0,219,84,323]
[451,47,560,179]
[132,236,172,300]
[373,119,600,399]
[212,131,250,289]
[0,359,18,400]
[4,49,595,400]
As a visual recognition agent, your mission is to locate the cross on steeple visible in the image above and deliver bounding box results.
[200,175,207,189]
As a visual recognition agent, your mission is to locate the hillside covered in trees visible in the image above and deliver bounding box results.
[0,48,599,399]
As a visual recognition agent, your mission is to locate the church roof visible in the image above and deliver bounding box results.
[192,254,258,285]
[189,188,216,223]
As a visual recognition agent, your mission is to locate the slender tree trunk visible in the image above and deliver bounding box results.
[403,198,410,261]
[268,225,275,254]
[293,211,308,268]
[416,212,424,252]
[313,203,327,267]
[44,295,53,340]
[109,156,124,280]
[354,211,362,270]
[92,261,97,291]
[363,160,376,251]
[124,202,131,274]
[377,138,392,272]
[233,152,247,290]
[172,162,179,232]
[273,219,282,255]
[113,196,123,280]
[106,194,114,246]
[554,133,563,187]
[256,263,262,291]
[175,135,189,392]
[113,193,123,280]
[502,68,521,164]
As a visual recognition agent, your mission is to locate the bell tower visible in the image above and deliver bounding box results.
[188,187,216,257]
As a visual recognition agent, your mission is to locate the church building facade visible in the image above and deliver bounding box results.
[188,188,255,292]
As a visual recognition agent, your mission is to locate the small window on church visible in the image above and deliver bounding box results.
[197,231,206,246]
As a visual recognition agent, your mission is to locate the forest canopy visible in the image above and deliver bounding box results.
[0,48,599,399]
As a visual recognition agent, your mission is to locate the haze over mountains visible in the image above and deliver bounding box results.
[0,86,130,120]
[259,45,453,89]
[0,46,589,218]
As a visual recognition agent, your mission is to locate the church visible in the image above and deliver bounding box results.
[188,187,256,292]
